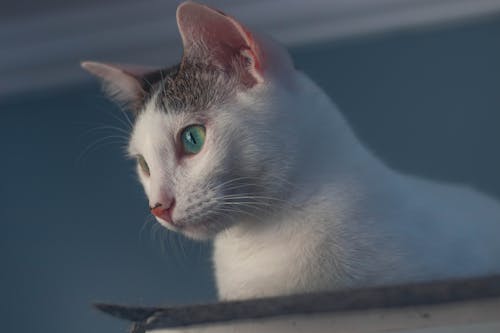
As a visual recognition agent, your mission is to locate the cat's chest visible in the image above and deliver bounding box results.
[213,238,301,299]
[212,219,332,299]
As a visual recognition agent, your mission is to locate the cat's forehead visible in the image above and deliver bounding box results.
[128,107,176,156]
[134,101,190,139]
[146,61,237,115]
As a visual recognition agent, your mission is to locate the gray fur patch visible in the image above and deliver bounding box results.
[141,62,236,115]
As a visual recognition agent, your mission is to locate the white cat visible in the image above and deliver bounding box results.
[82,1,500,300]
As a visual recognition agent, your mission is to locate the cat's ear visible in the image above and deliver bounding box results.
[81,61,157,112]
[177,2,292,87]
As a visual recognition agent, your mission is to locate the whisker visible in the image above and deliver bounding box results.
[76,138,128,165]
[177,232,188,262]
[139,214,155,242]
[213,206,261,221]
[159,69,167,99]
[80,125,131,138]
[208,175,297,195]
[73,120,129,132]
[170,230,189,266]
[121,107,134,129]
[221,195,289,203]
[158,228,166,254]
[218,201,274,208]
[217,201,277,216]
[151,221,162,243]
[208,176,261,191]
[206,209,235,223]
[104,108,133,131]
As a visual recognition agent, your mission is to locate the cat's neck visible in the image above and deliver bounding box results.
[287,72,392,192]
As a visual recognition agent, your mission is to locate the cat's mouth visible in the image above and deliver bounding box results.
[155,216,183,230]
[154,213,233,240]
[155,215,204,232]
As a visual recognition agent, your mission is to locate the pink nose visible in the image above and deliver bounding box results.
[150,198,176,222]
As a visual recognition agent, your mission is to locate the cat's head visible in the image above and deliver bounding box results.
[82,2,304,239]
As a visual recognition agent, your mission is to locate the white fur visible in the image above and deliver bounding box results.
[128,34,500,301]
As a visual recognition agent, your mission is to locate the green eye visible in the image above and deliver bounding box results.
[136,154,150,176]
[181,125,206,155]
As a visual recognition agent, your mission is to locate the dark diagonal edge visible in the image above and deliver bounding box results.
[95,275,500,330]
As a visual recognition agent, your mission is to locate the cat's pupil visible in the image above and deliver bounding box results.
[189,132,196,144]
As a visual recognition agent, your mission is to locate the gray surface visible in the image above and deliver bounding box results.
[2,16,500,333]
[95,276,500,330]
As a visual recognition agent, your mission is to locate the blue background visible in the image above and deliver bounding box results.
[2,17,500,333]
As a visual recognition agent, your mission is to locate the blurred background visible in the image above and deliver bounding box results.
[2,0,500,332]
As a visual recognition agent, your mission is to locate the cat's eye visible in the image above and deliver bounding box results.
[136,154,150,176]
[180,125,206,155]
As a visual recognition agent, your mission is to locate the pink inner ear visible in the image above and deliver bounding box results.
[176,2,263,86]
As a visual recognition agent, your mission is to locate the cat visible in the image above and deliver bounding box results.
[82,1,500,300]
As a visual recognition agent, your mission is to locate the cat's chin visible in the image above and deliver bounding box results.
[155,216,231,240]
